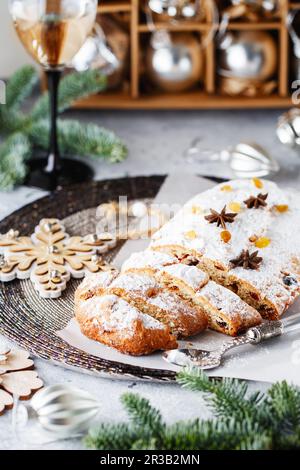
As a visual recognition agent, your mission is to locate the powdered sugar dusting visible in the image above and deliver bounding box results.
[122,250,177,272]
[200,281,259,321]
[78,271,118,292]
[150,179,300,315]
[161,264,209,290]
[82,294,164,334]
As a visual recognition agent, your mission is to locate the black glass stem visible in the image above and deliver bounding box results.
[25,69,94,191]
[45,69,61,176]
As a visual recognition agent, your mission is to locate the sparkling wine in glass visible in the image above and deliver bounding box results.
[9,0,98,190]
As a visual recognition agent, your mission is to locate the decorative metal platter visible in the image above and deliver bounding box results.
[0,175,190,382]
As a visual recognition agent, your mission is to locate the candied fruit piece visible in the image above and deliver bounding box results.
[249,234,258,243]
[220,185,232,192]
[255,237,270,248]
[228,202,241,213]
[185,230,197,240]
[252,177,263,189]
[191,205,203,214]
[220,230,231,243]
[275,204,289,213]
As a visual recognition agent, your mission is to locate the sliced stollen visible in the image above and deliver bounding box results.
[122,250,261,335]
[74,269,118,304]
[106,271,208,338]
[151,178,300,320]
[75,294,177,356]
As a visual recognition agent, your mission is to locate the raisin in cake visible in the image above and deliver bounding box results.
[151,178,300,319]
[122,250,261,335]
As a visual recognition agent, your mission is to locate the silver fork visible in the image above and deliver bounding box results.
[163,315,300,370]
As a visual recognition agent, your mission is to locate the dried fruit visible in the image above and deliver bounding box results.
[220,230,231,243]
[185,230,197,240]
[283,275,298,287]
[191,206,203,215]
[220,185,232,192]
[252,177,263,189]
[255,237,270,248]
[275,204,289,213]
[249,234,258,243]
[228,202,241,213]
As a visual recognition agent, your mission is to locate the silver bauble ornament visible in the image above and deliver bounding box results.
[29,384,102,437]
[277,109,300,148]
[287,10,300,81]
[72,17,129,89]
[146,33,203,92]
[147,0,204,21]
[218,31,277,81]
[230,0,277,13]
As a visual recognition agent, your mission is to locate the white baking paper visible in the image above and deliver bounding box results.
[57,173,300,385]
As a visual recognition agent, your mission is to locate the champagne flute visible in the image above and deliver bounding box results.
[9,0,98,190]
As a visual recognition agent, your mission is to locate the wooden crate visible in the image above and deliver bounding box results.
[74,0,299,109]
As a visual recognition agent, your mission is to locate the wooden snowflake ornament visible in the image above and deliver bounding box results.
[0,219,116,298]
[0,348,43,415]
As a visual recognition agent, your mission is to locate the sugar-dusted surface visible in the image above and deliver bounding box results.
[200,281,261,323]
[122,250,177,272]
[152,179,300,316]
[80,294,165,333]
[77,270,118,293]
[161,264,209,291]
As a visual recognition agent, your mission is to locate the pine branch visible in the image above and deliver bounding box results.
[122,393,165,441]
[29,119,127,163]
[84,423,137,450]
[0,66,126,189]
[30,70,107,119]
[177,367,264,422]
[266,381,300,447]
[5,65,38,110]
[84,369,300,451]
[0,133,31,191]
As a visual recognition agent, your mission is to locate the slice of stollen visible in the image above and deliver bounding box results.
[75,293,177,356]
[121,250,261,336]
[106,271,208,338]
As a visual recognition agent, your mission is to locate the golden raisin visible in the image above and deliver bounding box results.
[185,230,197,240]
[252,177,263,189]
[191,206,203,215]
[220,185,232,192]
[249,234,258,243]
[255,237,270,248]
[275,204,289,213]
[220,230,231,243]
[228,202,241,213]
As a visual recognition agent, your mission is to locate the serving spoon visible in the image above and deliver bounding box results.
[163,315,300,370]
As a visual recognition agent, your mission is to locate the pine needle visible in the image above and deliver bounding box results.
[30,70,107,119]
[0,133,31,191]
[0,66,127,190]
[83,368,300,450]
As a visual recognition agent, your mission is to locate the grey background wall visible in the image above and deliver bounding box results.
[0,2,35,77]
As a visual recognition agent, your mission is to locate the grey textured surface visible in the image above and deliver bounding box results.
[0,108,298,450]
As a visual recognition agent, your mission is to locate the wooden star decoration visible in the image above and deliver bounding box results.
[0,346,43,415]
[0,218,117,299]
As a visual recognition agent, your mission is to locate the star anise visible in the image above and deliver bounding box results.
[204,205,237,230]
[230,249,263,270]
[244,193,268,209]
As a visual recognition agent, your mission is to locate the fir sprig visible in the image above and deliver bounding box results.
[0,66,127,190]
[84,368,300,450]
